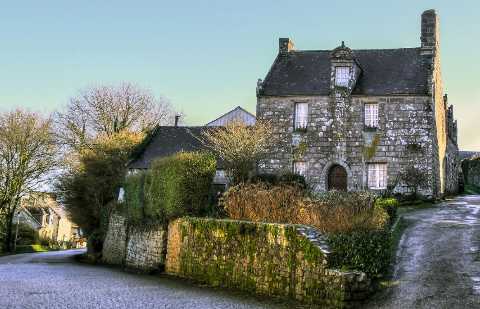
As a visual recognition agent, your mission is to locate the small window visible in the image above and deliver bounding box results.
[293,161,307,176]
[294,103,308,130]
[335,67,350,87]
[364,103,379,128]
[368,163,387,189]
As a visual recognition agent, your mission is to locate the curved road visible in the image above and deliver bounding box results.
[0,250,293,309]
[366,195,480,308]
[1,195,479,309]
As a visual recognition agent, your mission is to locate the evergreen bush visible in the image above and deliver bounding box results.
[375,197,399,225]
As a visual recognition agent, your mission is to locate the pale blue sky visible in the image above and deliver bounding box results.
[0,1,479,150]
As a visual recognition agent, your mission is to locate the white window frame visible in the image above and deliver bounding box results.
[293,161,307,177]
[364,103,379,128]
[368,163,387,189]
[294,103,308,130]
[335,66,350,87]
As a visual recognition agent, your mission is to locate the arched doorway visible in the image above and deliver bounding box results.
[328,165,348,191]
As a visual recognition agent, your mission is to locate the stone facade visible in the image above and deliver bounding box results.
[125,225,167,272]
[462,158,480,187]
[256,10,459,198]
[165,218,371,307]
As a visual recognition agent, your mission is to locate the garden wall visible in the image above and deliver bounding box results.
[102,213,167,272]
[165,217,371,306]
[464,158,480,187]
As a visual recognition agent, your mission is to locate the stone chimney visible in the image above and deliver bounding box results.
[174,114,181,127]
[420,9,439,55]
[279,38,295,55]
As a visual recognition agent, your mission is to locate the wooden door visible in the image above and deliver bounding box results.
[328,165,347,191]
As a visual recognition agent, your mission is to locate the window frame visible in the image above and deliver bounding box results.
[364,103,379,129]
[293,161,307,177]
[367,163,387,190]
[294,102,308,131]
[335,66,350,87]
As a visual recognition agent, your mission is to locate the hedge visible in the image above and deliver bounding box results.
[328,229,391,277]
[375,197,399,225]
[122,152,216,225]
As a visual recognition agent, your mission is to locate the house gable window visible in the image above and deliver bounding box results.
[335,67,350,87]
[294,103,308,130]
[364,103,379,128]
[293,161,307,177]
[368,163,387,189]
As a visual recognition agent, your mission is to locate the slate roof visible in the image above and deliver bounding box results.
[259,48,429,96]
[127,126,223,169]
[206,106,256,126]
[459,151,480,161]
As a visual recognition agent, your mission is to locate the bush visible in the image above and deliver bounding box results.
[375,197,399,225]
[222,184,388,233]
[123,172,145,224]
[328,229,391,277]
[249,172,307,189]
[143,151,216,224]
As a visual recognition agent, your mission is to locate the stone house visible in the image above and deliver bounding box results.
[256,10,458,198]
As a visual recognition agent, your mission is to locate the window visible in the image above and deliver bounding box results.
[293,161,307,176]
[294,103,308,130]
[335,67,350,87]
[368,163,387,189]
[364,103,379,128]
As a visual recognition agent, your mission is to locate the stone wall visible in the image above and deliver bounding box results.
[125,225,167,272]
[257,95,438,197]
[102,213,167,272]
[102,213,128,265]
[463,158,480,187]
[165,217,371,306]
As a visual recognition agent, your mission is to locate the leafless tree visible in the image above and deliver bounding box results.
[0,109,57,251]
[201,120,274,184]
[55,83,175,150]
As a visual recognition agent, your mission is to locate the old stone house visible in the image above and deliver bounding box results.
[256,10,458,198]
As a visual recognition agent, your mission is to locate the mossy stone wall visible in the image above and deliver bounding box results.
[165,218,371,306]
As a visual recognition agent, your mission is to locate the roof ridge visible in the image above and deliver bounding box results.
[291,47,421,53]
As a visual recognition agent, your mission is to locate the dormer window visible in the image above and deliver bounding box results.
[335,67,350,87]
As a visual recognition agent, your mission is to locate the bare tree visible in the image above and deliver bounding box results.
[0,109,57,251]
[55,83,175,150]
[201,120,274,184]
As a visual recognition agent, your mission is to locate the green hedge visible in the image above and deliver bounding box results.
[328,229,391,277]
[375,197,399,225]
[123,151,216,225]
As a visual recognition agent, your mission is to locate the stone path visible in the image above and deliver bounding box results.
[0,249,294,309]
[365,195,480,308]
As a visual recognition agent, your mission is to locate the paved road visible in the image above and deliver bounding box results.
[366,195,480,308]
[0,250,293,309]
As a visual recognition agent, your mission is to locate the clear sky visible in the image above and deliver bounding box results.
[0,1,479,150]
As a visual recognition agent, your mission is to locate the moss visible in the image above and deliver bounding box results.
[292,141,308,160]
[363,133,381,160]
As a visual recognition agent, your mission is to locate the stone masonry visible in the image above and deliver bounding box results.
[102,213,128,265]
[256,10,459,198]
[125,225,167,272]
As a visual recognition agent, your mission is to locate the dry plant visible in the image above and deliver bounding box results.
[201,120,274,184]
[222,183,388,233]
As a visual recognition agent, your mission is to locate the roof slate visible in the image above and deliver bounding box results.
[127,126,223,169]
[260,48,429,96]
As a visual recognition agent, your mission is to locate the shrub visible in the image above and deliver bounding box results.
[375,197,399,225]
[123,172,145,224]
[143,152,216,224]
[328,229,391,277]
[249,172,307,189]
[222,184,387,233]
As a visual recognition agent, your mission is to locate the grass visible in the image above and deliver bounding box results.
[15,244,58,254]
[463,184,480,195]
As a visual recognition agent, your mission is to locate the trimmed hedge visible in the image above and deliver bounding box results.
[328,229,391,277]
[122,152,216,225]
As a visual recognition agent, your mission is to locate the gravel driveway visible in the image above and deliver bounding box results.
[0,249,294,309]
[365,195,480,308]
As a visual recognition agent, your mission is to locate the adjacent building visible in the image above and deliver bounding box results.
[256,10,459,197]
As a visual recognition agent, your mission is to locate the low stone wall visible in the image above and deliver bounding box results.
[125,225,167,272]
[102,213,167,272]
[102,213,127,265]
[165,217,371,306]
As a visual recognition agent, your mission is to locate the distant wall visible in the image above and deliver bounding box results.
[463,158,480,187]
[165,217,371,306]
